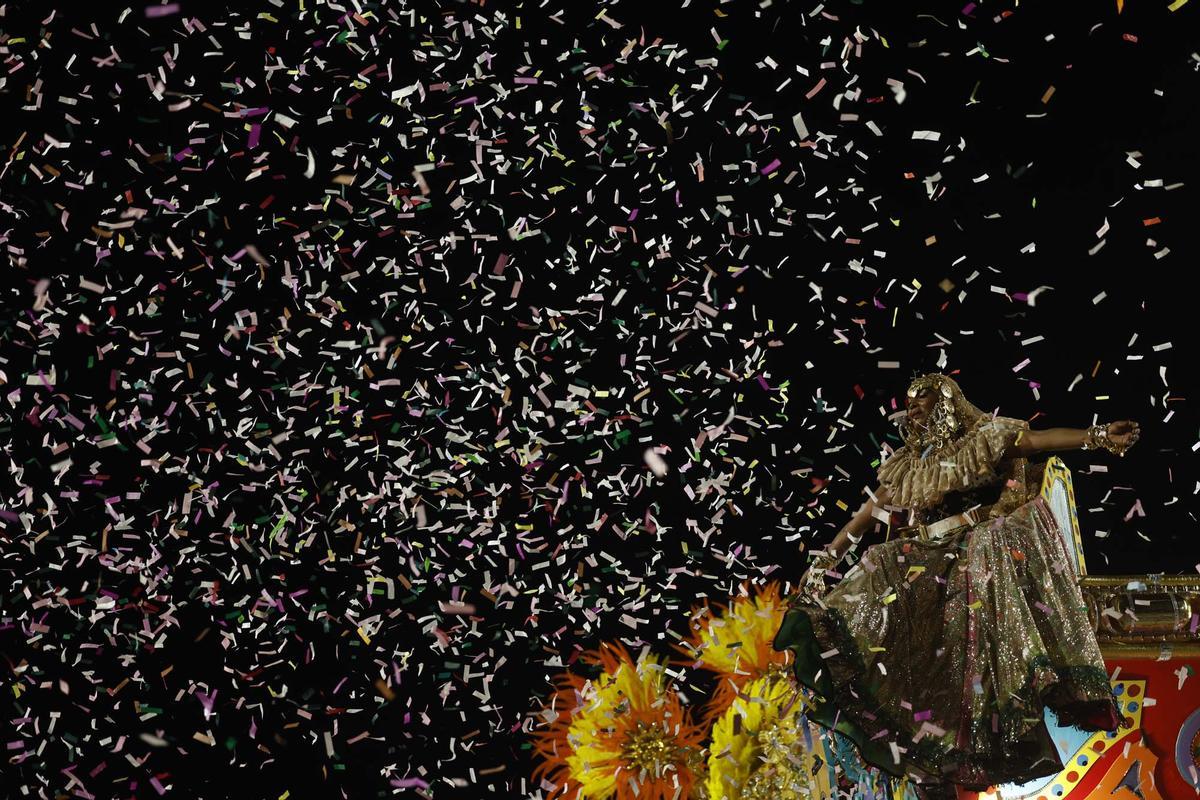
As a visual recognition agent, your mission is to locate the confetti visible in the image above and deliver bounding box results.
[0,2,1193,797]
[144,3,181,17]
[643,447,670,477]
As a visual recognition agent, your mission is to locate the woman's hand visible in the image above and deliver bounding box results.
[798,565,828,602]
[799,553,838,601]
[1105,420,1140,455]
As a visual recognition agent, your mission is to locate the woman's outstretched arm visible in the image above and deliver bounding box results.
[797,485,892,599]
[1010,420,1140,458]
[815,484,893,564]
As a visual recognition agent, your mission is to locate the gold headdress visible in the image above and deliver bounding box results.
[899,372,987,454]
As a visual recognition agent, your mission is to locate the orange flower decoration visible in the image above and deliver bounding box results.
[531,641,706,800]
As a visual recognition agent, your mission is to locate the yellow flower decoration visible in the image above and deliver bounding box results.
[706,673,830,800]
[532,641,706,800]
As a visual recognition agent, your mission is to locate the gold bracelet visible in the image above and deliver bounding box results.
[1081,424,1105,450]
[1082,423,1125,456]
[809,551,839,572]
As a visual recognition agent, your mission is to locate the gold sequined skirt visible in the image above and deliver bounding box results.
[773,495,1121,791]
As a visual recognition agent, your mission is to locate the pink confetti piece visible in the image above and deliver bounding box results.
[145,3,181,17]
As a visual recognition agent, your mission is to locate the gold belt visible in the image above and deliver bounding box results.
[898,508,982,542]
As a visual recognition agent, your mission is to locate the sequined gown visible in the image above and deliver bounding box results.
[773,415,1121,792]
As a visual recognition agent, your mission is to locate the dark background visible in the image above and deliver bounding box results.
[1,0,1197,797]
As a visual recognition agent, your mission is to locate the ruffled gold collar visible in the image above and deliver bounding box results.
[877,415,1029,511]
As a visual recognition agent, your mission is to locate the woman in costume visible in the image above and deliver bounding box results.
[772,372,1140,800]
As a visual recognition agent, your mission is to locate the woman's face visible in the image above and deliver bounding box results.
[905,384,937,429]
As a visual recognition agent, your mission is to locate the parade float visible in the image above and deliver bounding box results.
[530,458,1200,799]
